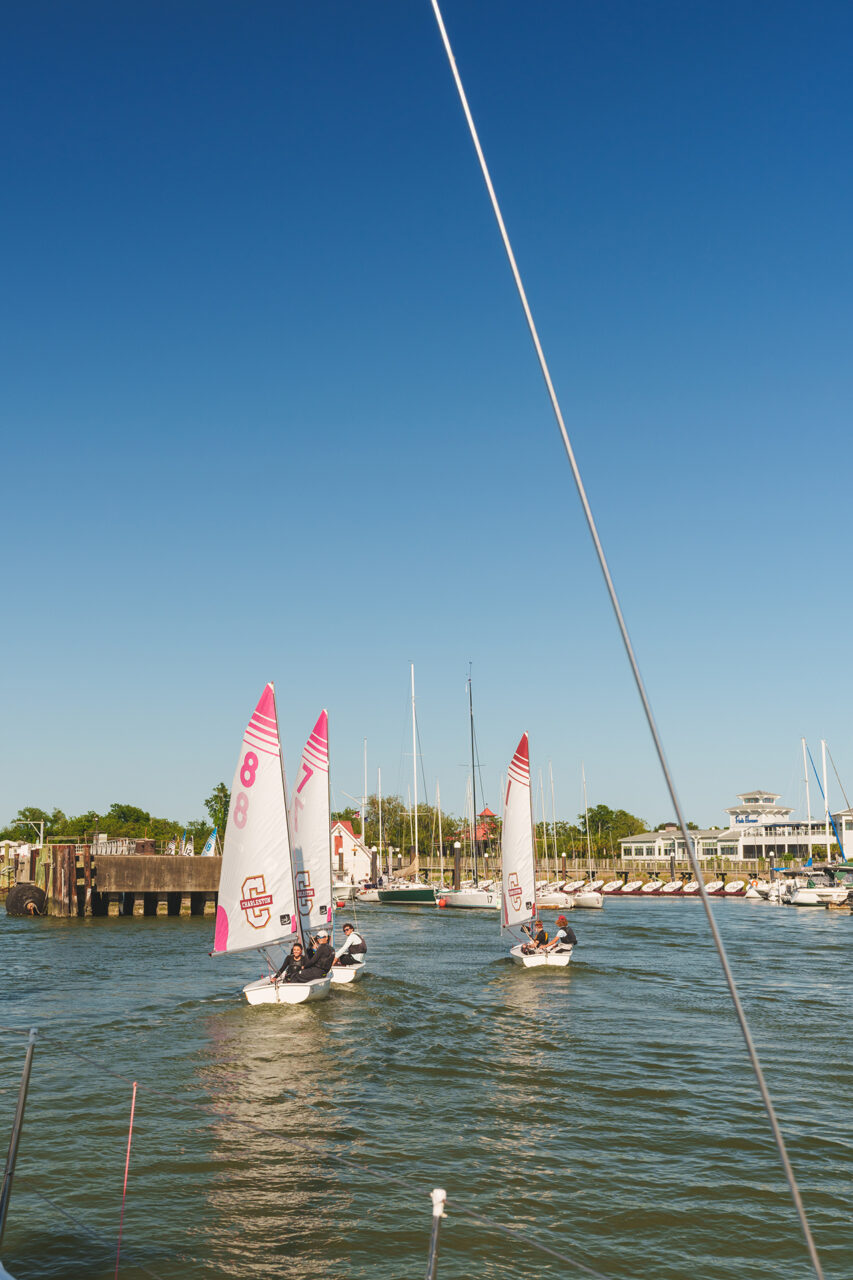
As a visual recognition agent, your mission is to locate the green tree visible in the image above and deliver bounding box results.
[205,783,230,834]
[579,803,648,858]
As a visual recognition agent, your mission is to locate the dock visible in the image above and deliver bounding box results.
[35,847,220,917]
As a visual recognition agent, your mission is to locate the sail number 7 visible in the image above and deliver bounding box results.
[232,751,259,829]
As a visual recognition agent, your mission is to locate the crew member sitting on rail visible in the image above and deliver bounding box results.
[274,942,305,983]
[333,922,367,966]
[521,919,549,954]
[295,930,335,982]
[545,915,577,952]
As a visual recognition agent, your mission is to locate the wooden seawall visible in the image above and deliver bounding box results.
[45,847,221,917]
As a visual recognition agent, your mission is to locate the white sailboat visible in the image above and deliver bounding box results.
[502,732,573,968]
[211,683,331,1005]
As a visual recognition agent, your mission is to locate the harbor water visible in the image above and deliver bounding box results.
[0,899,851,1279]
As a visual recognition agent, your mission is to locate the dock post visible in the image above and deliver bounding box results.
[179,895,191,916]
[82,847,92,916]
[107,895,120,917]
[156,895,169,916]
[203,895,216,915]
[132,895,145,917]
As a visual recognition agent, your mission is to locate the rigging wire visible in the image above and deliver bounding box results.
[826,743,852,815]
[427,2,824,1275]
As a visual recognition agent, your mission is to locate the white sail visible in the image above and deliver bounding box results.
[212,682,299,956]
[201,827,217,857]
[290,710,333,938]
[501,732,536,943]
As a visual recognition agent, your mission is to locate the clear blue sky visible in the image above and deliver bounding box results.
[2,1,852,831]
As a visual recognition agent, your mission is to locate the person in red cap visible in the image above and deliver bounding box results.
[545,915,577,953]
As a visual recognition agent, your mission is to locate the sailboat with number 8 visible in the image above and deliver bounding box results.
[210,683,332,1004]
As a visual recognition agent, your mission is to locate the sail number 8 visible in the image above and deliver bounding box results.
[232,751,259,828]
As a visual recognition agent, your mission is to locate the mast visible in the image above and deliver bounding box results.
[582,762,593,878]
[363,737,367,852]
[437,780,445,887]
[802,737,812,864]
[549,760,559,872]
[411,663,419,877]
[538,770,548,881]
[822,739,830,861]
[468,671,479,885]
[378,765,384,879]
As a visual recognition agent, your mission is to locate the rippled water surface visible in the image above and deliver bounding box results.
[0,899,851,1279]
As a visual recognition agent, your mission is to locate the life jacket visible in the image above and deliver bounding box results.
[348,934,367,956]
[534,928,548,946]
[555,927,574,949]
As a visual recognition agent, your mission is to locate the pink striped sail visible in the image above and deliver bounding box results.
[290,710,333,938]
[501,732,536,943]
[212,682,300,956]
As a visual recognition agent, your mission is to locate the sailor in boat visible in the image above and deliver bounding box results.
[333,922,366,967]
[521,919,549,954]
[294,929,336,982]
[272,942,306,984]
[544,915,577,954]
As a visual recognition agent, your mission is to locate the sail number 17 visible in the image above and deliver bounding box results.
[232,751,259,828]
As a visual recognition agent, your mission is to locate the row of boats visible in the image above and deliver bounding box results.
[338,867,853,910]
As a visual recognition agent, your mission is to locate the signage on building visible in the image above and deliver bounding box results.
[735,816,758,825]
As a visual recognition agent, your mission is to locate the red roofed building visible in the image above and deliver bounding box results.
[331,820,372,883]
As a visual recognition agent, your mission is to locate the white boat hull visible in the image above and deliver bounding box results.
[332,883,357,900]
[509,943,573,967]
[536,891,575,909]
[571,890,603,909]
[243,974,332,1005]
[356,887,380,902]
[330,962,365,983]
[440,888,501,909]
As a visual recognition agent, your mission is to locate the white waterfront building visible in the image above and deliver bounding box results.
[620,790,848,863]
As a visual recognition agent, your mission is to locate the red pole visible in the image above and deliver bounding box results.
[114,1082,137,1279]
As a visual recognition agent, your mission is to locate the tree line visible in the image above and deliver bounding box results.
[3,791,693,860]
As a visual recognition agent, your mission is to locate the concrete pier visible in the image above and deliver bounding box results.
[43,849,220,918]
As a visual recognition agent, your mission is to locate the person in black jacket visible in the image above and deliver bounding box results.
[274,942,305,984]
[545,915,577,952]
[521,919,549,954]
[295,930,335,982]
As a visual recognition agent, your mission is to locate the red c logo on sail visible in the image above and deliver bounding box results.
[507,872,522,911]
[295,871,315,914]
[240,875,273,928]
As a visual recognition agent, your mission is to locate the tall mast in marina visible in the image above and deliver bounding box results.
[436,780,445,886]
[538,770,548,881]
[582,762,593,877]
[549,761,559,872]
[378,765,384,879]
[468,671,479,885]
[802,737,812,863]
[822,739,830,860]
[411,664,418,875]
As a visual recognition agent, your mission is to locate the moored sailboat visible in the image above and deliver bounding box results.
[211,683,331,1005]
[502,733,573,968]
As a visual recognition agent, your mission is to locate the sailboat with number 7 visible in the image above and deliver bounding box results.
[502,732,573,968]
[211,683,332,1005]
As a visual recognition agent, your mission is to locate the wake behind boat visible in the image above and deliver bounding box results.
[211,685,332,1005]
[501,733,573,969]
